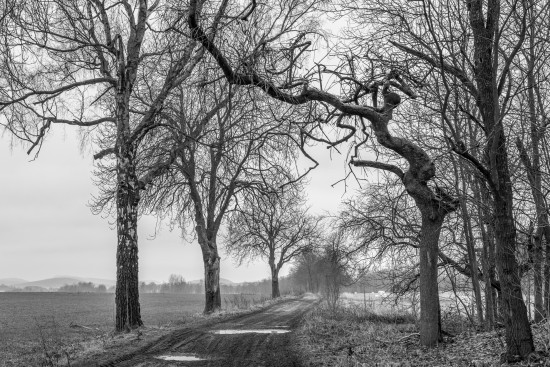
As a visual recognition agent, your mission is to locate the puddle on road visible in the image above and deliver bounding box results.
[156,355,204,362]
[211,329,290,334]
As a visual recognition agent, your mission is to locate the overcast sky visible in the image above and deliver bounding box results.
[0,126,358,283]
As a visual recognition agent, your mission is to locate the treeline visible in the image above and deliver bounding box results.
[138,275,298,295]
[58,282,109,293]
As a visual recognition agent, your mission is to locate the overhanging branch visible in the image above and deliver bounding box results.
[351,159,404,179]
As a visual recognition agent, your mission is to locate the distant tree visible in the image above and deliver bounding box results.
[319,230,353,311]
[140,78,306,312]
[168,274,187,293]
[289,252,324,294]
[58,282,107,293]
[97,284,107,293]
[225,184,320,298]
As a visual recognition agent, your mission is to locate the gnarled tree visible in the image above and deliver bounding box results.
[186,0,459,346]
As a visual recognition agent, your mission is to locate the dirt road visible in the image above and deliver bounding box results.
[88,295,318,367]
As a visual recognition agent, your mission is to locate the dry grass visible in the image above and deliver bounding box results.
[295,302,550,367]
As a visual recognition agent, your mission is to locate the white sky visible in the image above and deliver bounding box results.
[0,126,358,283]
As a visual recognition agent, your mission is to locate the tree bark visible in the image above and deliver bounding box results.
[271,267,281,299]
[533,228,544,322]
[479,216,496,330]
[202,244,222,314]
[418,208,444,346]
[545,236,550,316]
[494,190,534,359]
[114,142,143,331]
[478,181,499,327]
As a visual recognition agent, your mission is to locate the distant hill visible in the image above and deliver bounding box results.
[17,277,87,289]
[0,276,238,291]
[14,277,116,290]
[0,284,16,292]
[188,278,236,286]
[0,278,28,286]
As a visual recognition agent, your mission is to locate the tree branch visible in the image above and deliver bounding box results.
[351,159,404,179]
[390,41,478,97]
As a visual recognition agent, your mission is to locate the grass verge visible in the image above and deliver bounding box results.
[295,302,550,367]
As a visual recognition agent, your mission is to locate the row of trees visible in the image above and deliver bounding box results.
[58,282,108,293]
[184,0,549,361]
[2,0,549,362]
[0,0,316,331]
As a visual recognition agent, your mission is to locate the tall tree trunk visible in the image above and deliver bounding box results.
[114,44,143,330]
[418,207,444,347]
[545,235,550,316]
[467,1,534,358]
[540,219,550,316]
[114,146,143,332]
[454,158,484,326]
[475,180,496,330]
[494,189,534,359]
[462,201,484,327]
[516,17,547,322]
[202,247,221,313]
[533,228,544,322]
[481,222,497,329]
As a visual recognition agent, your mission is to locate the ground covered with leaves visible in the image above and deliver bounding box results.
[295,303,550,367]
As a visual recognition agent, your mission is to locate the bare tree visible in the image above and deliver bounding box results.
[0,0,209,331]
[371,0,535,358]
[225,183,319,298]
[138,75,306,312]
[513,0,550,323]
[319,230,356,311]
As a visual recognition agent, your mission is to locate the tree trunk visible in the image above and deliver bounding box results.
[418,208,444,347]
[455,162,484,326]
[271,266,281,299]
[490,116,534,360]
[475,180,496,330]
[540,220,550,316]
[545,235,550,316]
[466,1,535,357]
[494,190,534,360]
[203,249,221,313]
[533,228,544,322]
[463,205,484,327]
[114,147,143,332]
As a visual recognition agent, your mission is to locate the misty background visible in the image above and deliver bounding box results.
[0,127,354,285]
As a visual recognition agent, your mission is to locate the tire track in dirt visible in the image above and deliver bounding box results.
[84,295,319,367]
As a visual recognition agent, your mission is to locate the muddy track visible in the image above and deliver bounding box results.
[81,295,319,367]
